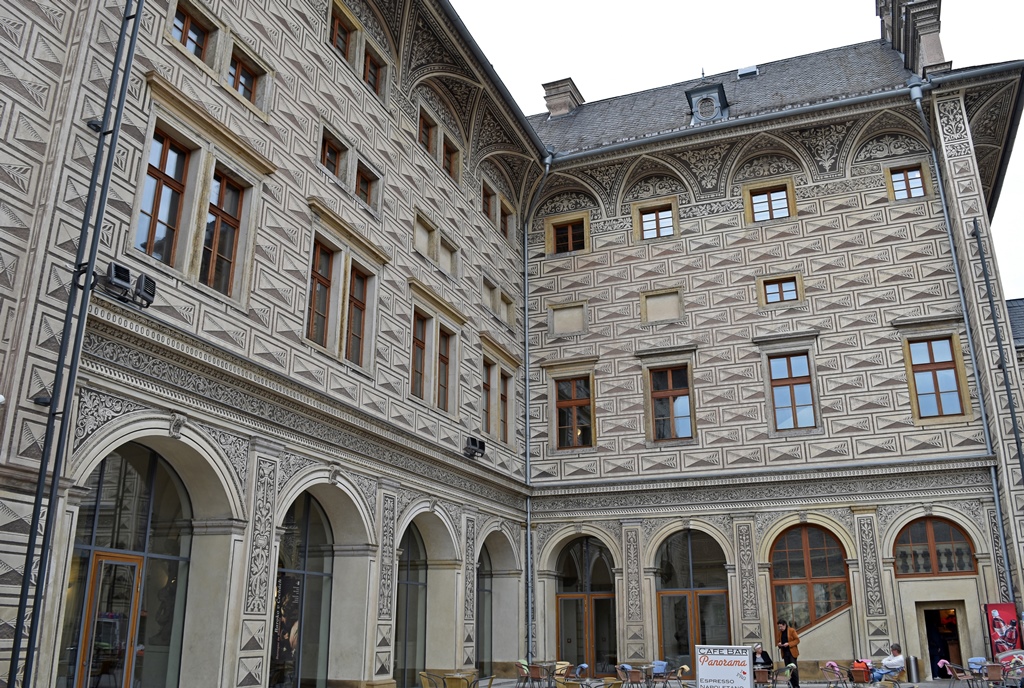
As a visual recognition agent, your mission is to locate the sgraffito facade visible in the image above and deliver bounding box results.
[1,0,1024,687]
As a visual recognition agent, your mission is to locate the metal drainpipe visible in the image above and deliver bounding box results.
[523,152,553,663]
[909,77,1014,601]
[971,218,1024,601]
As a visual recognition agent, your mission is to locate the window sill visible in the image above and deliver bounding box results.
[164,32,219,80]
[407,393,459,422]
[552,445,597,456]
[220,81,270,123]
[758,300,809,313]
[546,248,590,259]
[645,437,697,449]
[766,425,824,440]
[911,412,974,427]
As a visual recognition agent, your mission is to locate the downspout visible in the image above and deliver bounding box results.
[523,152,553,663]
[971,218,1024,602]
[908,76,1014,601]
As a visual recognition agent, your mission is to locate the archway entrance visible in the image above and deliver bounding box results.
[477,543,493,676]
[56,442,192,688]
[655,530,729,675]
[394,523,427,688]
[555,537,617,676]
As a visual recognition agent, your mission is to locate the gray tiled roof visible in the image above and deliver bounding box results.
[1006,299,1024,349]
[529,40,914,155]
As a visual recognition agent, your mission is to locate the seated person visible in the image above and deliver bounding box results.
[753,643,773,667]
[871,644,905,683]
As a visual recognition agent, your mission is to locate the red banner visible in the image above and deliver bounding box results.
[986,603,1021,656]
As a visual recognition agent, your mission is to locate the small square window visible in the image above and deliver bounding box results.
[641,205,674,239]
[172,6,209,60]
[556,376,593,449]
[355,164,378,207]
[751,186,790,222]
[650,366,692,441]
[228,53,259,103]
[765,277,798,303]
[554,220,585,253]
[891,165,925,200]
[500,205,512,239]
[330,10,353,61]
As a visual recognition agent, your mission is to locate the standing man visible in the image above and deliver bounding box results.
[776,620,800,688]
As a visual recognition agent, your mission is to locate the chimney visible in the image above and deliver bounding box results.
[542,78,585,117]
[878,0,950,75]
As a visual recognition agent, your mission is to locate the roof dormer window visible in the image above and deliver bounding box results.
[685,82,729,125]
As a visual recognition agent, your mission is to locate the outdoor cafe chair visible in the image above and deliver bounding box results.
[515,663,531,688]
[421,672,445,688]
[529,664,548,688]
[469,676,495,688]
[820,662,850,688]
[940,660,979,688]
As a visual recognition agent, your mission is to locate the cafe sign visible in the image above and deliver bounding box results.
[696,645,753,688]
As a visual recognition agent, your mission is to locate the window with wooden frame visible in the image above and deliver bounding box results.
[770,525,850,631]
[201,171,244,295]
[769,353,817,430]
[436,328,452,411]
[640,205,674,239]
[893,517,976,577]
[363,49,382,95]
[907,337,965,418]
[650,365,692,441]
[890,165,925,200]
[228,52,259,103]
[136,130,190,266]
[329,9,353,61]
[482,362,493,434]
[355,164,377,207]
[418,111,436,154]
[554,219,585,253]
[556,376,593,449]
[171,6,209,60]
[750,185,791,222]
[500,205,512,239]
[321,132,346,178]
[764,277,799,304]
[345,266,368,365]
[307,240,333,347]
[411,311,428,399]
[499,372,510,443]
[442,140,459,181]
[482,184,495,220]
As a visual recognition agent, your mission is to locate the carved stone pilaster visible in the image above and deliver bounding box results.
[736,522,758,620]
[463,516,476,667]
[374,492,397,677]
[856,515,885,616]
[243,457,277,615]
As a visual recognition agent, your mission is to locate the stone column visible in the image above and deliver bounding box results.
[853,508,889,658]
[621,521,646,663]
[372,482,399,687]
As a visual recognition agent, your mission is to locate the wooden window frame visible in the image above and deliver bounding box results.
[482,184,495,220]
[555,376,594,449]
[172,6,209,60]
[437,328,451,412]
[743,179,796,224]
[500,205,512,239]
[321,134,345,177]
[363,50,382,95]
[355,164,377,207]
[482,361,493,434]
[308,240,334,347]
[770,525,851,632]
[751,186,790,222]
[345,266,368,365]
[201,170,244,296]
[418,111,436,154]
[893,517,977,578]
[906,336,967,419]
[228,52,258,103]
[768,353,817,431]
[650,365,693,441]
[137,130,190,266]
[764,276,799,304]
[442,140,459,181]
[889,164,926,200]
[411,311,428,399]
[639,204,675,240]
[330,9,353,61]
[500,371,510,443]
[554,220,586,253]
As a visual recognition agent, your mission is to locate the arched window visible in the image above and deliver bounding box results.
[270,492,333,688]
[555,537,617,674]
[477,543,493,676]
[56,442,192,688]
[894,518,975,576]
[770,525,850,630]
[394,524,427,688]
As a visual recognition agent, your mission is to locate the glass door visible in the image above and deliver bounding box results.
[77,552,145,688]
[659,594,693,672]
[557,595,618,676]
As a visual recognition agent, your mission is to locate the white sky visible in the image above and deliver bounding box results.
[449,0,1024,299]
